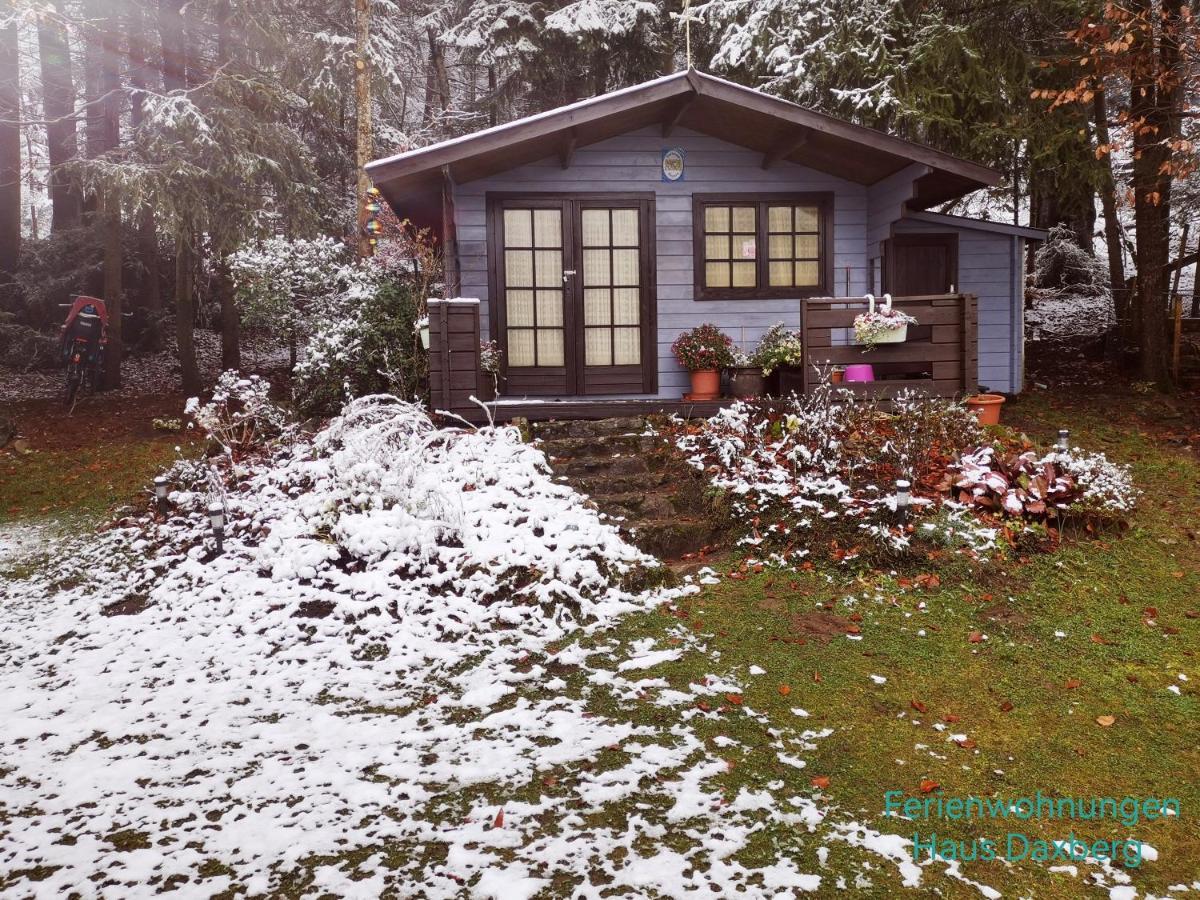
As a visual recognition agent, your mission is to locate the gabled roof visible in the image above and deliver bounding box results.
[367,70,1000,216]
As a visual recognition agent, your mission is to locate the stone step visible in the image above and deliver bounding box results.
[537,432,663,461]
[620,518,722,561]
[566,469,676,497]
[552,454,651,478]
[596,490,680,521]
[530,416,652,440]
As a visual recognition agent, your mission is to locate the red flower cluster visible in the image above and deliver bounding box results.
[671,323,735,372]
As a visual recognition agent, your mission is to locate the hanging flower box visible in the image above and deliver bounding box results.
[853,294,918,351]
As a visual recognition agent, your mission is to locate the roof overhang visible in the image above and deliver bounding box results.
[901,209,1049,241]
[367,70,1001,222]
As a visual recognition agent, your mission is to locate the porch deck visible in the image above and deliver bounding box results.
[473,397,734,424]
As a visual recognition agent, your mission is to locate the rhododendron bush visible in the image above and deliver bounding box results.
[673,387,1136,564]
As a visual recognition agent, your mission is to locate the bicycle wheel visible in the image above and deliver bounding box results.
[64,362,82,410]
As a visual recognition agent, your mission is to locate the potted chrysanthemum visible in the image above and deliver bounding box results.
[672,323,734,400]
[853,294,918,350]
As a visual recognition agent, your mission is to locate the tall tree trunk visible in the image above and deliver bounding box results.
[175,230,200,394]
[1128,0,1178,388]
[159,0,186,93]
[214,0,239,371]
[422,27,448,125]
[355,0,373,258]
[37,14,82,232]
[102,190,123,387]
[1092,86,1127,329]
[128,0,161,312]
[0,22,20,283]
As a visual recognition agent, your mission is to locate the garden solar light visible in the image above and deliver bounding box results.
[1057,429,1070,451]
[207,502,226,554]
[895,479,911,521]
[154,476,169,513]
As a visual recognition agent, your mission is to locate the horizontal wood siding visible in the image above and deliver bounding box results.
[892,219,1021,393]
[455,126,868,399]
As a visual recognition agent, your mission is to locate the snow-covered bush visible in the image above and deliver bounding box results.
[672,388,985,560]
[1051,448,1139,515]
[1031,225,1109,297]
[186,370,290,461]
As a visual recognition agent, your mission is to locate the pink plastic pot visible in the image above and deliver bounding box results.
[844,364,875,382]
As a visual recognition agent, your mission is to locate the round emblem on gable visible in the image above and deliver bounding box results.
[661,148,685,182]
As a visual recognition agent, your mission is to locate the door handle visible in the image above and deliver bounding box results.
[562,269,576,283]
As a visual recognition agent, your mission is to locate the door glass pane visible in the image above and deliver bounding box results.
[705,235,730,260]
[731,261,756,287]
[505,250,533,287]
[583,288,610,325]
[611,209,639,245]
[613,288,639,325]
[585,328,611,366]
[533,209,562,247]
[581,209,609,247]
[534,249,562,287]
[614,328,640,365]
[508,329,535,366]
[536,290,563,327]
[706,262,730,288]
[583,249,609,286]
[537,329,564,366]
[612,249,639,286]
[769,261,793,287]
[731,206,756,232]
[504,209,532,247]
[507,289,534,326]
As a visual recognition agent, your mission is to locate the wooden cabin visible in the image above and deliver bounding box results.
[367,70,1045,421]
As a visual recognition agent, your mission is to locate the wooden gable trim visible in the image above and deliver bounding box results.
[762,129,810,170]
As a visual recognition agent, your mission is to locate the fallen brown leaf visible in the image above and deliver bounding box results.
[911,699,927,714]
[919,778,940,793]
[1095,715,1115,727]
[811,775,830,789]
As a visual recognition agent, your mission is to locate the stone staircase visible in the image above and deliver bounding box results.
[528,416,723,560]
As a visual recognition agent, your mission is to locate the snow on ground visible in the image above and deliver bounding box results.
[0,329,290,403]
[0,398,1006,897]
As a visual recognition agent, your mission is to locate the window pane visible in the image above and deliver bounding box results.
[731,206,756,232]
[736,235,757,260]
[612,249,639,286]
[614,328,640,365]
[504,209,532,247]
[533,209,561,247]
[795,261,820,286]
[704,205,729,232]
[706,261,730,288]
[534,249,562,287]
[768,234,792,259]
[613,288,639,325]
[585,328,611,366]
[581,209,609,247]
[769,260,793,287]
[795,206,819,232]
[537,329,564,366]
[583,288,610,325]
[731,261,756,287]
[583,249,610,287]
[507,289,534,326]
[705,234,730,260]
[536,290,562,327]
[505,250,533,287]
[611,209,639,245]
[795,235,819,259]
[767,206,792,232]
[508,329,535,366]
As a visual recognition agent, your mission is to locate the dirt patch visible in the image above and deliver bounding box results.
[789,610,853,643]
[978,601,1030,628]
[102,596,151,617]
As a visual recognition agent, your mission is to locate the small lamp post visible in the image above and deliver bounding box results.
[153,476,169,514]
[207,501,226,555]
[895,479,911,523]
[1056,429,1070,452]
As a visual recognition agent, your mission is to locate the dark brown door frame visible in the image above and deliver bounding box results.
[486,191,658,397]
[883,232,959,295]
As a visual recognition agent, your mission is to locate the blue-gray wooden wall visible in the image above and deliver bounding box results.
[891,219,1025,393]
[454,125,1021,397]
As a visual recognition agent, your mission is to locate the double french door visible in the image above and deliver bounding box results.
[490,194,656,396]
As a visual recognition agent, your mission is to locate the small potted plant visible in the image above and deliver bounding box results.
[672,323,734,400]
[416,314,430,350]
[756,323,805,396]
[729,348,765,399]
[965,393,1005,425]
[829,366,846,384]
[479,339,502,401]
[853,294,917,350]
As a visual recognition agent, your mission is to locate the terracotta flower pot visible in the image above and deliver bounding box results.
[688,369,721,400]
[966,393,1005,425]
[830,369,845,384]
[729,367,764,399]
